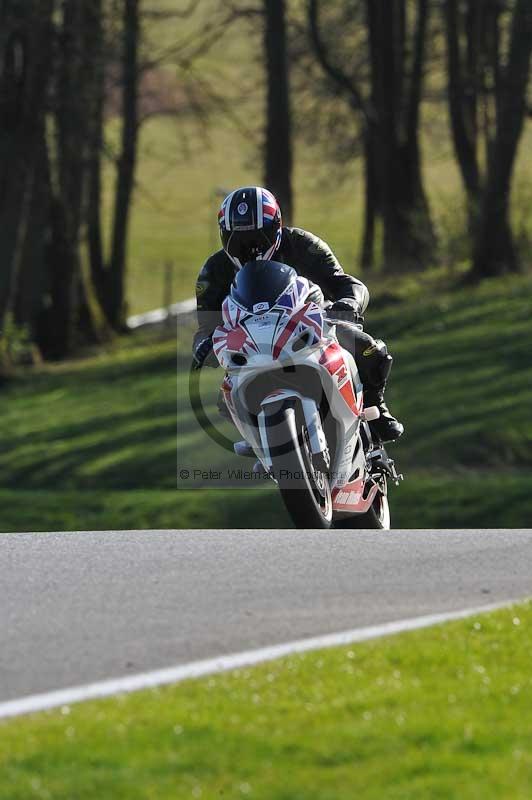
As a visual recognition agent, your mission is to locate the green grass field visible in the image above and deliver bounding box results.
[1,269,531,532]
[2,600,531,799]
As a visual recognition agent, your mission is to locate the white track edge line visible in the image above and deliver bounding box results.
[0,600,520,720]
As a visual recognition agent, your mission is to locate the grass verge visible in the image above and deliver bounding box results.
[1,600,531,799]
[1,270,531,531]
[2,471,532,533]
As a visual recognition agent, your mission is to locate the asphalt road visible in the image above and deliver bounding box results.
[1,529,531,703]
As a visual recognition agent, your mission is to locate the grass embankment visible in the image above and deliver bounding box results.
[1,270,531,532]
[2,600,531,799]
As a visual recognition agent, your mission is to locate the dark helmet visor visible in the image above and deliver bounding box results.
[222,228,277,264]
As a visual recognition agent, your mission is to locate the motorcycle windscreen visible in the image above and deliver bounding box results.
[231,259,297,313]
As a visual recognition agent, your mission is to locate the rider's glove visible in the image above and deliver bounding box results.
[306,282,325,306]
[327,299,364,325]
[192,335,216,370]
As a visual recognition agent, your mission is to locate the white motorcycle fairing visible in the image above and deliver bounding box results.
[213,279,382,517]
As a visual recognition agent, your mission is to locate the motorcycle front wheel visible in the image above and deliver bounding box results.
[264,399,332,529]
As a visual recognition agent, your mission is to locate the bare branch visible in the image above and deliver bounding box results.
[140,7,243,73]
[307,0,368,122]
[224,0,262,17]
[142,1,196,20]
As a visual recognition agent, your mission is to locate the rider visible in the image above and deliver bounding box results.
[192,186,404,444]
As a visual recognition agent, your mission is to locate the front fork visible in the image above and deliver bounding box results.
[258,391,329,471]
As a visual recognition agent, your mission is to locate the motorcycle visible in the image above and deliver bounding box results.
[212,260,402,529]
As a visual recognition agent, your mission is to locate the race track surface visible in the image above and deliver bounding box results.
[1,529,531,702]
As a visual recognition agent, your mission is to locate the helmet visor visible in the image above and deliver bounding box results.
[222,228,279,265]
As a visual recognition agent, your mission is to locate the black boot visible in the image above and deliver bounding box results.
[364,389,404,443]
[354,338,404,443]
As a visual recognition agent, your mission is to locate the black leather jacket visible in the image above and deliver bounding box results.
[193,227,369,349]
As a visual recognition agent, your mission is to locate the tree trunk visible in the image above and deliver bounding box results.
[444,0,482,231]
[0,1,54,344]
[14,123,50,335]
[367,0,436,271]
[107,0,139,330]
[263,0,293,224]
[308,0,369,267]
[359,132,377,270]
[46,0,94,358]
[401,0,436,259]
[471,0,532,278]
[87,0,106,311]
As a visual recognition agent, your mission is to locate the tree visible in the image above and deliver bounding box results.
[86,0,106,317]
[0,0,55,358]
[203,0,294,222]
[263,0,293,223]
[471,0,532,277]
[444,0,502,232]
[86,0,140,332]
[367,0,435,272]
[308,0,436,272]
[107,0,140,329]
[45,0,100,358]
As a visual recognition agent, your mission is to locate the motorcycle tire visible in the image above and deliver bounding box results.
[264,399,333,529]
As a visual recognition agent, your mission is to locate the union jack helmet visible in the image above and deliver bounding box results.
[218,186,282,269]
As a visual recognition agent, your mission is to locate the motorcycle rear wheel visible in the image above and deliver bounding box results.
[265,400,332,529]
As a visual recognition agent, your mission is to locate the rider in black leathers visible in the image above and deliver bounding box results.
[192,186,403,443]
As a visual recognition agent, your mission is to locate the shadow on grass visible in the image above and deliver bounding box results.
[2,274,532,527]
[2,471,532,531]
[389,317,532,470]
